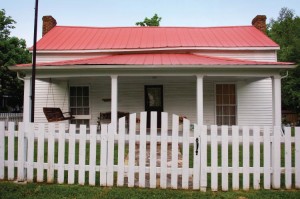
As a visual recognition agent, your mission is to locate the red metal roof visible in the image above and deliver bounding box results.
[35,26,279,51]
[17,54,291,67]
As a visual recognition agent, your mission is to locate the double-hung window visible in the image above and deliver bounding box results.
[216,84,236,126]
[70,86,90,127]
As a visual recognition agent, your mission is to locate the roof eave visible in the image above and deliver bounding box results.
[30,46,280,54]
[9,64,296,71]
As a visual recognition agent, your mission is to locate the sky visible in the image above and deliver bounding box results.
[2,0,300,47]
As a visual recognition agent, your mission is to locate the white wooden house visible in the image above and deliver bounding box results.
[11,15,294,131]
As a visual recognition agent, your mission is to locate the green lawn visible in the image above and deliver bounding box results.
[1,181,300,199]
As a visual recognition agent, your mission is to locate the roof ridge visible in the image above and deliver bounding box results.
[54,25,254,29]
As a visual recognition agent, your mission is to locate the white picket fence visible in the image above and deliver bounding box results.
[0,113,23,129]
[0,111,300,191]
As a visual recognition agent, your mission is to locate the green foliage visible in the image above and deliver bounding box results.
[0,9,15,39]
[0,9,31,112]
[1,182,300,199]
[268,8,300,112]
[136,13,162,26]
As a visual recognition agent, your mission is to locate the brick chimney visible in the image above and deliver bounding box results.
[42,16,57,36]
[252,15,267,34]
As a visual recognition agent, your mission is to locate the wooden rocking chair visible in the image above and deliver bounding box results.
[43,107,75,122]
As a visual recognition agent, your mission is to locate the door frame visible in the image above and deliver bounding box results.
[144,85,164,128]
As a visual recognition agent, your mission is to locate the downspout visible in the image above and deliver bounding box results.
[280,70,289,135]
[281,71,289,79]
[17,72,25,81]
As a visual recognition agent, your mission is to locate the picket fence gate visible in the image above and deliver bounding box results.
[0,112,300,191]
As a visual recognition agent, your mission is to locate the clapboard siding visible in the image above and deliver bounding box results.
[64,76,213,127]
[196,50,277,62]
[237,78,273,126]
[37,50,277,63]
[36,53,104,63]
[34,76,273,127]
[35,79,69,127]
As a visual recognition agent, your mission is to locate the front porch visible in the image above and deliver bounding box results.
[22,71,282,130]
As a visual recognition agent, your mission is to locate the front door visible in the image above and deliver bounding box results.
[145,85,163,128]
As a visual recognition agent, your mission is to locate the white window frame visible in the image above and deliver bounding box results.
[69,85,91,127]
[214,83,237,126]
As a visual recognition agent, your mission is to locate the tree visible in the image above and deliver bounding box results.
[136,13,162,26]
[268,8,300,113]
[0,9,31,112]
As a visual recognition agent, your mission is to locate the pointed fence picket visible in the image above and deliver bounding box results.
[0,113,300,191]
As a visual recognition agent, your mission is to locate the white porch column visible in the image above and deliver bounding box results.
[272,75,281,126]
[196,75,204,126]
[111,75,118,133]
[23,77,31,123]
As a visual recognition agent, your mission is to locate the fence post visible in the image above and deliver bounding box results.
[284,127,292,189]
[232,126,239,190]
[17,122,25,181]
[272,126,281,189]
[193,124,200,190]
[221,125,229,191]
[211,125,218,191]
[171,114,179,189]
[160,112,168,189]
[0,122,4,179]
[150,112,157,188]
[128,113,137,187]
[117,117,126,187]
[242,126,250,190]
[295,127,300,189]
[200,125,207,192]
[26,123,34,182]
[263,126,271,189]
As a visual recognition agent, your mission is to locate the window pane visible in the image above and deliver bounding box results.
[229,84,235,94]
[77,108,83,115]
[83,87,89,96]
[70,97,76,106]
[216,106,222,115]
[230,95,236,104]
[230,116,236,126]
[223,106,230,115]
[83,97,89,106]
[223,95,230,104]
[77,87,83,96]
[217,116,222,126]
[216,84,222,94]
[223,116,230,125]
[71,108,76,115]
[223,84,229,94]
[84,108,89,115]
[230,106,236,115]
[216,95,222,105]
[70,87,76,96]
[77,97,82,106]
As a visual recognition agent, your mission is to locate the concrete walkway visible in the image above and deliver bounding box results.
[124,143,192,188]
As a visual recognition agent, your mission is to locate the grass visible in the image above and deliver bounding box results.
[1,181,300,199]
